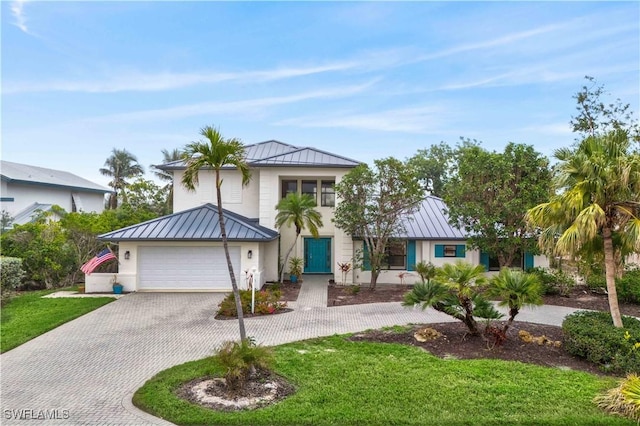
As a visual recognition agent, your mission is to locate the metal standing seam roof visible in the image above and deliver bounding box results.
[156,140,361,170]
[400,196,467,240]
[1,160,112,194]
[98,203,279,242]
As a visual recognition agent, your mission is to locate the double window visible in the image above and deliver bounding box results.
[281,179,335,207]
[362,240,408,270]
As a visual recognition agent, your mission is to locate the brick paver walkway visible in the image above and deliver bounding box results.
[0,276,606,425]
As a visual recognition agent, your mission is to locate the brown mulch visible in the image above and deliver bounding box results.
[542,286,639,317]
[264,282,301,302]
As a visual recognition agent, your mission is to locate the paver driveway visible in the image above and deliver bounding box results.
[1,277,584,425]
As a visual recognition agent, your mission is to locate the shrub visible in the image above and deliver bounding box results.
[528,267,574,296]
[594,374,640,421]
[616,270,640,304]
[585,274,607,290]
[217,289,286,317]
[562,311,640,374]
[0,257,25,304]
[214,339,274,391]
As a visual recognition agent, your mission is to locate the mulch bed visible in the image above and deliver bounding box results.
[264,282,301,302]
[328,284,412,306]
[350,321,617,377]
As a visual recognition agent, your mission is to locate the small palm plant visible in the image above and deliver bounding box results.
[403,261,502,336]
[414,261,436,283]
[214,339,274,393]
[486,268,544,335]
[594,374,640,421]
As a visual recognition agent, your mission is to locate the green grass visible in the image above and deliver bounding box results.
[1,289,115,353]
[133,335,634,425]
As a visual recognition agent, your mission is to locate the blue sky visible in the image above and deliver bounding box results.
[2,1,639,188]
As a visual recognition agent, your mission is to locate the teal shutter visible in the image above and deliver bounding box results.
[456,245,466,258]
[434,244,444,258]
[407,240,416,271]
[480,252,490,271]
[362,243,371,271]
[524,252,534,270]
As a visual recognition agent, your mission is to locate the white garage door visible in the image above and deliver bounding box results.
[138,246,241,291]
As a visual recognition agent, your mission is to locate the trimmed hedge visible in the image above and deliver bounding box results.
[563,311,640,374]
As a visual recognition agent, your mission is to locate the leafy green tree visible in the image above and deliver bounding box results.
[333,158,424,289]
[407,142,453,197]
[181,126,251,342]
[125,178,167,216]
[403,261,502,335]
[100,148,144,209]
[526,130,640,327]
[151,148,184,214]
[443,141,551,268]
[486,268,543,334]
[275,193,323,284]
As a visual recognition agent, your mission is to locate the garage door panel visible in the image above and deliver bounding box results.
[138,246,240,290]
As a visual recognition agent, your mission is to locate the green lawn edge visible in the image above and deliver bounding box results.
[133,335,634,426]
[1,289,115,353]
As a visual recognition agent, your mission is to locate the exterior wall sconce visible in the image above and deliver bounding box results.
[124,251,130,260]
[247,250,252,259]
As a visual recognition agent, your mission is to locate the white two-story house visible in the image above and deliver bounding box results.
[93,140,361,292]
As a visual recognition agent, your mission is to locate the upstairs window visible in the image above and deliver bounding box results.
[281,180,298,199]
[321,180,335,207]
[302,180,317,200]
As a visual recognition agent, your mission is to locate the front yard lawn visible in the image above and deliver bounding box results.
[1,289,115,353]
[134,335,633,425]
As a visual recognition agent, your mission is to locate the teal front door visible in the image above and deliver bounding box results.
[304,238,332,273]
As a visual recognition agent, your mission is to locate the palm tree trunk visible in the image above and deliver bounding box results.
[279,234,299,284]
[216,170,247,341]
[603,227,623,327]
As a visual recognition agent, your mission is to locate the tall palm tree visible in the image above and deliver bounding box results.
[181,126,251,341]
[100,148,144,209]
[486,268,543,334]
[526,130,640,327]
[275,192,323,284]
[151,148,183,214]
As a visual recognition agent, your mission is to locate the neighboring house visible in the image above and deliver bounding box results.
[91,140,361,292]
[1,160,111,225]
[355,196,549,285]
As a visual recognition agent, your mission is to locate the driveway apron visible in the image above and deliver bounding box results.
[1,276,590,425]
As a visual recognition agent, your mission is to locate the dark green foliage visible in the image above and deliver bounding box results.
[586,274,607,290]
[562,311,640,374]
[528,267,575,296]
[616,270,640,304]
[0,257,25,304]
[217,289,287,317]
[414,261,436,283]
[214,339,274,391]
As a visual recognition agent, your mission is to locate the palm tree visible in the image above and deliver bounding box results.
[100,148,144,209]
[403,261,501,335]
[181,126,251,342]
[526,130,640,327]
[275,192,323,284]
[151,148,183,214]
[486,268,543,334]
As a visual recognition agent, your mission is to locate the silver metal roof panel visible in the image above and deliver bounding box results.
[98,204,278,242]
[1,160,111,194]
[400,196,467,240]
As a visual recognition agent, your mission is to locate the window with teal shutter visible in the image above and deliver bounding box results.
[480,252,490,271]
[362,243,371,271]
[435,244,465,258]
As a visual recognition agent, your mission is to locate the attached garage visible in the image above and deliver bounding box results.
[138,246,241,291]
[94,203,279,293]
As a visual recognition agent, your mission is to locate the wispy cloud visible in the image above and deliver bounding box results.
[4,61,362,94]
[275,105,449,133]
[11,0,31,34]
[84,80,378,124]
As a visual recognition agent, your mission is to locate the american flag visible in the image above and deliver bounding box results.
[81,248,117,275]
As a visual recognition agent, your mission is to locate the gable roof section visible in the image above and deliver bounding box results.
[98,203,279,242]
[1,160,111,194]
[157,140,360,170]
[400,196,467,240]
[12,203,55,226]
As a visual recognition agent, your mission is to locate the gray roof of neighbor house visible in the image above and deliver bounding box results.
[400,196,467,240]
[1,160,112,194]
[11,203,55,226]
[98,203,279,242]
[157,140,361,170]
